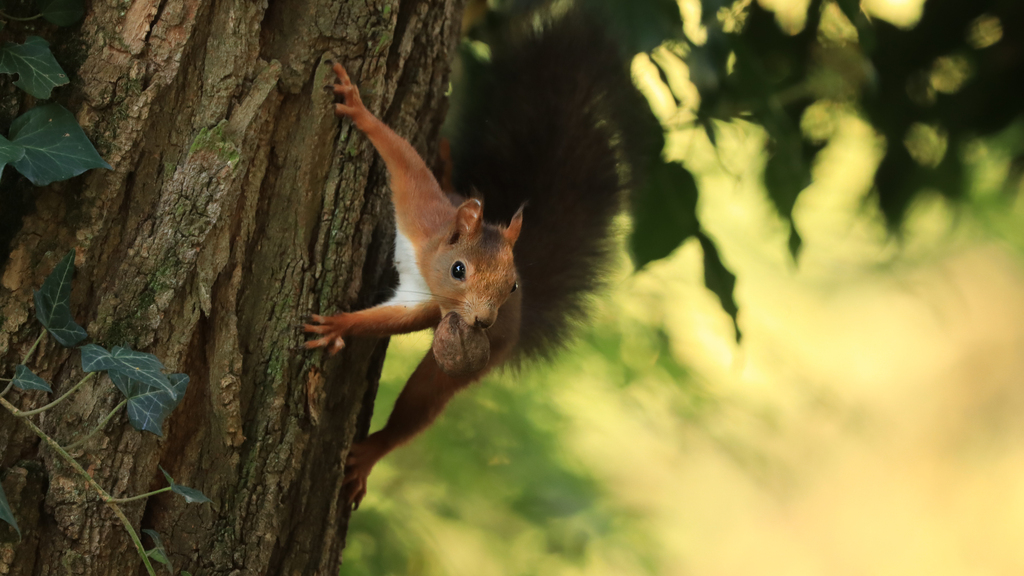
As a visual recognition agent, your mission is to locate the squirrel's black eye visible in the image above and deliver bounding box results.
[451,261,466,281]
[511,282,518,293]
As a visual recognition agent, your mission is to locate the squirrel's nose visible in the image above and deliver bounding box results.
[474,317,494,329]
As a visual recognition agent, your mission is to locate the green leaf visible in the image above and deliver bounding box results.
[34,0,85,26]
[762,142,803,215]
[763,136,813,259]
[788,227,803,258]
[697,231,740,341]
[80,345,173,395]
[586,0,684,54]
[700,117,717,148]
[146,546,169,566]
[109,372,187,436]
[170,482,210,504]
[10,103,111,186]
[0,479,19,538]
[12,364,51,392]
[834,0,861,23]
[142,529,173,572]
[630,159,700,268]
[875,138,966,230]
[33,250,87,347]
[160,466,211,504]
[79,343,112,372]
[0,36,69,99]
[874,143,920,229]
[0,134,25,180]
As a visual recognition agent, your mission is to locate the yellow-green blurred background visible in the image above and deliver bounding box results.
[343,0,1024,574]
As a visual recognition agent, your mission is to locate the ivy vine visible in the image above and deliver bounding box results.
[0,251,204,576]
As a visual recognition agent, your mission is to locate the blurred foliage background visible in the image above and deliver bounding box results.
[342,0,1024,574]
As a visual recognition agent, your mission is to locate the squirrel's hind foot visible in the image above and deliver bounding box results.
[343,435,388,509]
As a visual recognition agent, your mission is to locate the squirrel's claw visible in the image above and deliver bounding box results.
[303,334,346,353]
[328,62,365,121]
[331,62,351,84]
[342,469,368,510]
[303,322,329,334]
[304,337,328,349]
[343,459,369,509]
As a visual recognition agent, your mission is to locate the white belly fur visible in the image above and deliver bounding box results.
[386,228,432,307]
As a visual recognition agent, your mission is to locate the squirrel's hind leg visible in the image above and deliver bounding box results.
[342,349,487,507]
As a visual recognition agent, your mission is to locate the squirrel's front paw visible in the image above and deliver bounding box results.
[303,313,348,355]
[329,62,366,120]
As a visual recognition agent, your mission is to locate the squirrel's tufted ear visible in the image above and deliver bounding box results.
[452,198,483,243]
[504,204,525,245]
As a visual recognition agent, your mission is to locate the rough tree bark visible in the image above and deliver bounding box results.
[0,0,465,573]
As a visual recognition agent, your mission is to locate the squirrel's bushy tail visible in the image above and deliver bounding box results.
[447,7,651,363]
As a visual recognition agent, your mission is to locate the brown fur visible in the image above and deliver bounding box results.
[446,12,650,363]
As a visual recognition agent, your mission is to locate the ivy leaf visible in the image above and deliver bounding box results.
[697,231,741,341]
[80,345,173,395]
[0,37,69,99]
[79,343,113,372]
[170,482,210,504]
[167,373,188,394]
[109,372,187,436]
[33,250,87,347]
[34,0,85,26]
[141,529,172,572]
[12,365,51,392]
[160,466,211,504]
[0,134,25,180]
[10,103,111,187]
[109,347,173,394]
[0,480,19,538]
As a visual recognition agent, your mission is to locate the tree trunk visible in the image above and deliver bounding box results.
[0,0,465,573]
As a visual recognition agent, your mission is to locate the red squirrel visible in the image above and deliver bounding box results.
[306,9,647,507]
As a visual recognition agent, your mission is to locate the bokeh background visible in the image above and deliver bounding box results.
[342,0,1024,573]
